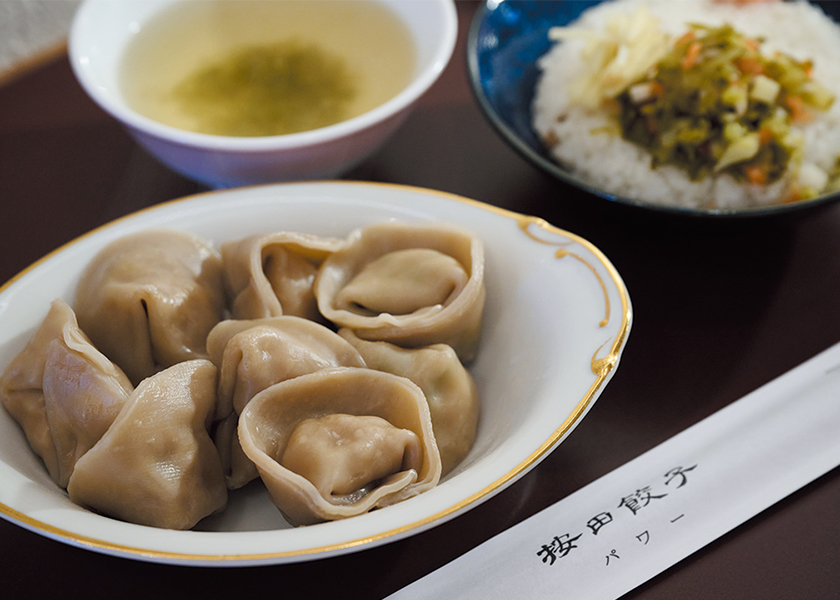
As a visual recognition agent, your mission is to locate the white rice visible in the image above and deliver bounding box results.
[532,0,840,210]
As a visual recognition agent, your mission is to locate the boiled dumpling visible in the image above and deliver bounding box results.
[282,413,423,501]
[74,230,226,385]
[0,299,132,488]
[334,248,467,315]
[339,329,478,476]
[221,231,344,322]
[205,316,365,489]
[238,367,441,525]
[206,316,366,418]
[67,359,227,530]
[314,222,485,362]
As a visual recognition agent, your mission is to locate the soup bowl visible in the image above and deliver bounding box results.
[69,0,457,188]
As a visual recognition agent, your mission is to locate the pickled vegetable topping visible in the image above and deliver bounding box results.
[617,22,835,191]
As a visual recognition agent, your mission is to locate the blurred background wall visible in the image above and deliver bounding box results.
[0,0,79,84]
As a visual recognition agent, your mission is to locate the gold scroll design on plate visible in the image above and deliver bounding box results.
[517,217,616,377]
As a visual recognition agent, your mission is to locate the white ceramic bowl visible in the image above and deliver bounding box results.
[0,182,631,565]
[68,0,457,188]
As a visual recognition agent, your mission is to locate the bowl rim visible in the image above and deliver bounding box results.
[466,0,840,219]
[0,180,632,565]
[68,0,458,152]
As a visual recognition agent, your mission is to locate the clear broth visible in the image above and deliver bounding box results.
[120,0,416,137]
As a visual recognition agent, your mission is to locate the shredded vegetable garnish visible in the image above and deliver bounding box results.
[548,5,672,108]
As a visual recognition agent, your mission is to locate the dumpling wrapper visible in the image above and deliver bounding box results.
[238,367,441,525]
[0,299,132,488]
[74,230,226,385]
[339,329,479,476]
[206,317,365,489]
[282,413,423,499]
[221,231,344,322]
[212,413,259,491]
[314,222,485,362]
[67,359,227,530]
[206,316,366,418]
[334,248,467,315]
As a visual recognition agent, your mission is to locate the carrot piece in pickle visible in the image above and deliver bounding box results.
[786,95,813,123]
[746,165,767,185]
[682,42,702,69]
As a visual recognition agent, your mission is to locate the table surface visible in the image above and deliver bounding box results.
[2,2,839,598]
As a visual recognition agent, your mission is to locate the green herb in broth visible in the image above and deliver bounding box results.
[119,0,416,139]
[173,40,357,137]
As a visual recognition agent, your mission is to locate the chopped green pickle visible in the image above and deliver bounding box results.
[616,23,835,187]
[172,41,357,137]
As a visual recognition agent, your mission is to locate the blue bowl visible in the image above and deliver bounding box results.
[467,0,840,218]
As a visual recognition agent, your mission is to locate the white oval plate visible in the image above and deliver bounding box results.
[0,181,631,566]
